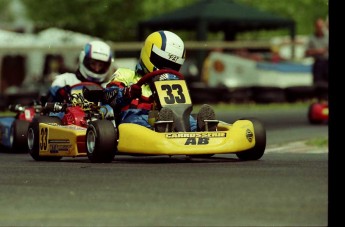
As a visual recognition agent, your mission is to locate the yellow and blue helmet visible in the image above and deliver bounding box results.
[136,30,186,76]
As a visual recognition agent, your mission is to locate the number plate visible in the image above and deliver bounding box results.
[154,80,192,106]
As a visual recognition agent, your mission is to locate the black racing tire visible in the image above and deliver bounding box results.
[236,118,266,161]
[27,116,63,161]
[86,120,117,163]
[10,119,30,153]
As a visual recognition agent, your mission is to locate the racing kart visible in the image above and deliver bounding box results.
[27,82,116,161]
[308,101,328,124]
[0,101,42,152]
[27,69,266,163]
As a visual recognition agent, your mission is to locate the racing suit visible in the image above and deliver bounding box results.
[44,70,112,119]
[46,71,109,103]
[104,68,197,131]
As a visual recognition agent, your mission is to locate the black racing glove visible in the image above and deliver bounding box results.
[103,86,119,104]
[57,85,71,102]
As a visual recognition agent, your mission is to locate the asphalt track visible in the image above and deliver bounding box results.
[0,105,329,227]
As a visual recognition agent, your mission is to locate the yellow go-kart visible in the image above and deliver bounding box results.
[86,69,266,162]
[27,82,116,162]
[28,69,266,163]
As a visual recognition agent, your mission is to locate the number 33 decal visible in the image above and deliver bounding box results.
[155,80,192,105]
[160,84,186,104]
[40,127,48,151]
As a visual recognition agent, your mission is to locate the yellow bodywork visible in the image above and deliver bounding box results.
[36,118,258,157]
[118,120,256,155]
[38,123,87,157]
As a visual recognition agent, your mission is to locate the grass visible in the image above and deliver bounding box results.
[0,102,312,116]
[193,101,311,111]
[305,137,328,148]
[0,111,16,117]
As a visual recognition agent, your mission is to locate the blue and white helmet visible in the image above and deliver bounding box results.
[79,40,113,83]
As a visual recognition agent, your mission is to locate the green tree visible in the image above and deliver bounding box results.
[0,1,11,22]
[22,0,195,41]
[238,0,328,35]
[17,0,329,41]
[23,0,142,41]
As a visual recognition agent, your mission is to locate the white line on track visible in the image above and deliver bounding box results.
[266,141,328,154]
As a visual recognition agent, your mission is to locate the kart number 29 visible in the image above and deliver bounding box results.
[154,80,192,106]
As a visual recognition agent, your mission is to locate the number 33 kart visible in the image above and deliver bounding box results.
[28,69,266,163]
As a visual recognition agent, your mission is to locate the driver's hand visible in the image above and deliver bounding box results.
[125,84,142,99]
[57,85,71,102]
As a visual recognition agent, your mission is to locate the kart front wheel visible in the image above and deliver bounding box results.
[236,118,266,161]
[27,116,63,161]
[86,120,117,163]
[10,119,30,152]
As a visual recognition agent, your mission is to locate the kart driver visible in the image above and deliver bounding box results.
[104,30,216,132]
[43,40,116,104]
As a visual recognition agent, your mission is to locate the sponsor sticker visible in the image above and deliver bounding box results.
[165,132,226,138]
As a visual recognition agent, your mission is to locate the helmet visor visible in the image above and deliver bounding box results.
[150,45,185,71]
[84,58,110,74]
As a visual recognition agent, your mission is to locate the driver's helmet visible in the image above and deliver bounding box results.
[135,30,186,76]
[79,40,113,83]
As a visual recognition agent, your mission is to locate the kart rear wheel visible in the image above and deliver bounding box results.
[86,120,117,163]
[236,118,266,161]
[28,116,63,161]
[10,119,30,152]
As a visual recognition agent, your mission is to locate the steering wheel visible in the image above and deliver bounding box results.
[136,69,184,87]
